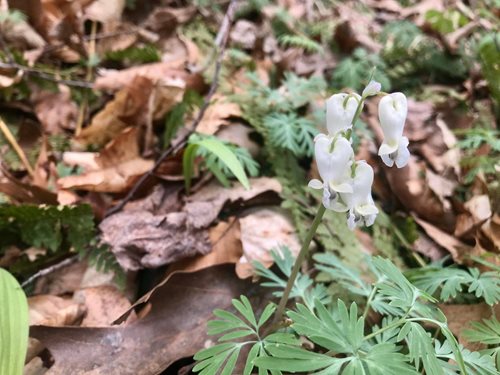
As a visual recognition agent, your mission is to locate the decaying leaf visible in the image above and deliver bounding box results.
[30,85,78,134]
[73,285,135,327]
[59,127,154,193]
[29,295,85,327]
[30,265,254,374]
[237,207,301,279]
[75,76,154,148]
[195,95,241,135]
[414,216,472,262]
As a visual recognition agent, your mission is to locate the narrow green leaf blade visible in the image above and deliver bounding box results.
[183,143,199,191]
[0,268,29,375]
[198,138,250,189]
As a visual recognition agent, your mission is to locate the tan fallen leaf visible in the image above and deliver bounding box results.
[84,0,125,26]
[29,295,85,327]
[73,285,135,327]
[439,303,500,351]
[168,218,243,274]
[196,95,241,135]
[236,207,301,279]
[94,62,196,92]
[0,68,23,88]
[30,85,78,134]
[414,216,472,263]
[75,76,154,148]
[184,177,282,229]
[480,213,500,252]
[60,127,154,193]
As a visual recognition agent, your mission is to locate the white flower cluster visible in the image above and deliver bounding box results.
[308,81,409,229]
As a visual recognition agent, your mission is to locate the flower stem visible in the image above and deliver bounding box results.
[362,286,377,320]
[273,204,326,324]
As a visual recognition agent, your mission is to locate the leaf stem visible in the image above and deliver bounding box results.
[363,316,406,341]
[273,204,326,324]
[362,286,377,320]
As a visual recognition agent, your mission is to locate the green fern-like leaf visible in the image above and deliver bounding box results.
[278,34,323,53]
[104,44,161,63]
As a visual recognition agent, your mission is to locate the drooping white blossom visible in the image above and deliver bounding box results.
[341,161,378,230]
[362,80,381,97]
[308,134,354,211]
[326,93,361,136]
[378,92,409,168]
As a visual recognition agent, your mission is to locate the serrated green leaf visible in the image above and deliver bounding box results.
[0,268,29,375]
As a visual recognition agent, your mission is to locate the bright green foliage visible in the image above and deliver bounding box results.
[163,90,203,147]
[0,204,94,253]
[193,296,296,375]
[264,113,317,157]
[0,268,29,375]
[425,9,468,34]
[0,204,124,286]
[463,317,500,346]
[183,134,258,191]
[254,247,329,310]
[104,44,161,64]
[406,260,500,305]
[380,21,467,85]
[456,127,500,183]
[277,34,323,53]
[435,341,499,375]
[478,34,500,105]
[331,48,391,92]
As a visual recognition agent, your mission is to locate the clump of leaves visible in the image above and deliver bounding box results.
[0,204,124,286]
[193,296,297,375]
[379,21,467,86]
[195,249,500,374]
[104,44,161,64]
[183,133,259,191]
[455,127,500,183]
[332,48,391,92]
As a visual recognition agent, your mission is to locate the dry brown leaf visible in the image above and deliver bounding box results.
[236,207,301,279]
[31,85,78,134]
[413,232,447,260]
[84,0,125,26]
[0,68,23,88]
[29,295,85,327]
[30,265,254,374]
[75,76,154,148]
[23,357,47,375]
[168,217,243,274]
[439,303,500,350]
[0,167,58,204]
[195,95,241,135]
[414,216,472,262]
[73,285,135,327]
[230,20,258,50]
[60,127,154,193]
[184,177,282,229]
[33,261,88,296]
[480,214,500,252]
[94,62,198,92]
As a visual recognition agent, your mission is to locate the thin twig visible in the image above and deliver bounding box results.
[0,61,94,88]
[0,117,35,177]
[105,0,239,218]
[21,255,78,288]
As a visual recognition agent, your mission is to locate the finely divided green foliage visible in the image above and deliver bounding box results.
[0,204,124,286]
[0,268,29,375]
[478,33,500,105]
[193,296,296,375]
[183,134,258,191]
[104,44,161,64]
[407,260,500,306]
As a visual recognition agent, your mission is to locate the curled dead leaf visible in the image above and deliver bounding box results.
[29,295,85,327]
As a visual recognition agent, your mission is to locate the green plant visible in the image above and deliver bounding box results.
[0,268,29,375]
[183,134,257,191]
[0,204,124,286]
[104,44,161,64]
[455,127,500,183]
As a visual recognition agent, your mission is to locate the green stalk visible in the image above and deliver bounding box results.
[362,286,377,320]
[273,204,326,324]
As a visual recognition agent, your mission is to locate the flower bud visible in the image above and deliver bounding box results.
[326,93,361,136]
[362,80,381,97]
[378,92,409,168]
